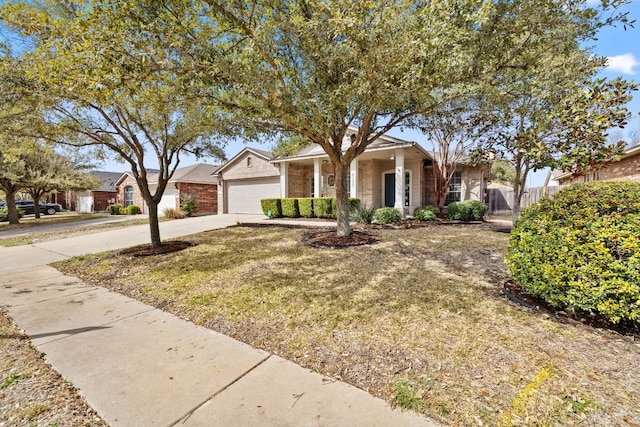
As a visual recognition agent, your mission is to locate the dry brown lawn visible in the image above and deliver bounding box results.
[54,224,640,426]
[0,310,106,426]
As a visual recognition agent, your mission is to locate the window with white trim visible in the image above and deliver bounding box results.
[445,171,462,205]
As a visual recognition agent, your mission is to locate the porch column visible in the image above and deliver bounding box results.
[280,162,288,198]
[394,151,405,217]
[217,179,224,214]
[313,158,321,198]
[350,158,358,199]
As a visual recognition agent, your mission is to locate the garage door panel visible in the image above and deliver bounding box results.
[157,188,176,216]
[227,179,280,214]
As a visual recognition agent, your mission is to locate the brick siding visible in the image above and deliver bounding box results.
[176,183,218,214]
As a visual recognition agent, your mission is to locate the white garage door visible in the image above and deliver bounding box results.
[157,187,177,216]
[227,178,280,214]
[77,196,93,213]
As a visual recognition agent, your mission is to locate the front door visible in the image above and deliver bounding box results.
[384,173,395,207]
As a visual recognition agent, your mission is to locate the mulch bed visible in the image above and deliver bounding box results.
[118,240,195,257]
[302,230,379,248]
[504,280,639,342]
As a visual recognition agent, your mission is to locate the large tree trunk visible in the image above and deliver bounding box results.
[33,194,42,219]
[334,162,351,237]
[147,200,162,247]
[0,182,21,224]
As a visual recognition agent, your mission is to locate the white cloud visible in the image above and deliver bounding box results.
[606,53,640,75]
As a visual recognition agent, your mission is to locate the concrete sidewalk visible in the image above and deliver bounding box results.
[0,214,439,427]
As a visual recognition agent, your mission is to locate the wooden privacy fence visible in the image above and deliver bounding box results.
[487,185,565,216]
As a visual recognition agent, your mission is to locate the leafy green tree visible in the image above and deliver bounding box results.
[491,159,517,186]
[192,0,521,236]
[0,138,29,224]
[195,0,634,235]
[2,0,228,246]
[21,147,101,218]
[411,100,488,214]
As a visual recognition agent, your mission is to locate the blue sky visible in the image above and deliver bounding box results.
[99,1,640,186]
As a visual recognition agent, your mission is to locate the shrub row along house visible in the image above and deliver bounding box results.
[55,132,491,216]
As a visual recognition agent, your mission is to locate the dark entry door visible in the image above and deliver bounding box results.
[384,173,395,207]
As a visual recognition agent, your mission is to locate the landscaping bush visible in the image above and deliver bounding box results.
[314,198,333,218]
[260,198,282,218]
[298,198,314,218]
[350,203,376,224]
[374,207,401,224]
[180,194,198,217]
[507,181,640,324]
[281,198,300,218]
[109,204,123,215]
[446,200,485,221]
[124,205,141,215]
[330,197,361,219]
[163,208,186,219]
[0,207,24,222]
[414,206,437,221]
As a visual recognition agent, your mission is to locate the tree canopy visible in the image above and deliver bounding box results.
[2,0,229,245]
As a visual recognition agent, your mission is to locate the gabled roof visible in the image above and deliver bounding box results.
[147,163,220,185]
[212,147,273,175]
[91,171,124,192]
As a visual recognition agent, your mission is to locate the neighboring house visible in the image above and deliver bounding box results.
[555,144,640,185]
[53,171,122,213]
[214,133,490,216]
[116,164,219,215]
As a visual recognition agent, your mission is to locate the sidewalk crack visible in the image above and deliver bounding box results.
[168,353,272,426]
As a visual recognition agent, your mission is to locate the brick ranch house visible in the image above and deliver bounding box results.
[116,163,219,215]
[555,143,640,185]
[213,133,490,215]
[53,171,122,213]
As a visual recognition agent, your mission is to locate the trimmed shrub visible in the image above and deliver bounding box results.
[125,205,141,215]
[180,194,198,217]
[261,198,282,218]
[314,198,333,218]
[507,181,640,324]
[0,207,25,222]
[109,204,123,215]
[350,203,376,224]
[446,200,485,221]
[374,207,401,224]
[298,198,314,218]
[281,198,300,218]
[163,208,186,219]
[330,197,361,219]
[414,206,437,221]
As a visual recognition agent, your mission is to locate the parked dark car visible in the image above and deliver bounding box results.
[14,200,62,215]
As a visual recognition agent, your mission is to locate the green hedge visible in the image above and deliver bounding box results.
[109,204,123,215]
[414,205,437,221]
[374,207,401,224]
[260,197,360,219]
[507,181,640,324]
[281,198,300,218]
[125,205,141,215]
[298,198,314,218]
[314,198,333,218]
[446,200,486,221]
[0,207,25,222]
[261,199,282,218]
